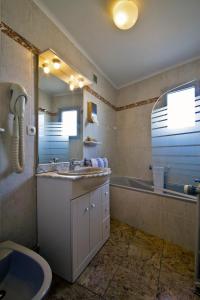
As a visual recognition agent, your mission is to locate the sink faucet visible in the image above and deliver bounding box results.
[69,159,77,171]
[49,157,59,163]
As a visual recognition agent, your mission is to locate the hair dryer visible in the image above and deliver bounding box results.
[10,83,28,173]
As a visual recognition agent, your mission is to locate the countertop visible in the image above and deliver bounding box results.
[36,168,111,181]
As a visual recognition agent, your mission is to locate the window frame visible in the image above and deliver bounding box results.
[165,82,197,130]
[59,106,81,139]
[160,81,200,129]
[163,81,200,107]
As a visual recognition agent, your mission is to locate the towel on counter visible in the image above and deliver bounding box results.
[91,157,108,168]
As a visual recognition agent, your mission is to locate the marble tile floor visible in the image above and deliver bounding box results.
[47,219,199,300]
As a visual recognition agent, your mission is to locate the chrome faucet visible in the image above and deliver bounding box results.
[69,159,76,171]
[49,157,59,163]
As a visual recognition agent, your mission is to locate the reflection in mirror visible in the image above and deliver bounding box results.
[151,80,200,195]
[38,49,90,164]
[38,71,83,163]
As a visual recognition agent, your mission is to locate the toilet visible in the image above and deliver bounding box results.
[0,241,52,300]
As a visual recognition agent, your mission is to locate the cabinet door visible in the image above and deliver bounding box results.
[102,183,110,220]
[103,216,110,241]
[71,194,90,272]
[90,188,102,252]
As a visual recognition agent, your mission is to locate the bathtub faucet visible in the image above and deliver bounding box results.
[184,179,200,196]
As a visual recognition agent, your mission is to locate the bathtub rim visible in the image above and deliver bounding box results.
[110,176,196,204]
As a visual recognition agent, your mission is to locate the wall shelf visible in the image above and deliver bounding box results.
[84,140,101,146]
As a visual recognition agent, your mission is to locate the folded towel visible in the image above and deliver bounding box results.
[91,158,98,167]
[91,157,108,168]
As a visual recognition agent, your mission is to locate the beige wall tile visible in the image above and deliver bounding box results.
[110,187,140,228]
[117,59,200,106]
[83,90,117,170]
[162,197,187,218]
[111,186,196,252]
[0,34,36,247]
[115,59,200,181]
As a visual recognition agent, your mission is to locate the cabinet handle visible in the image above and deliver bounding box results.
[84,207,89,212]
[91,203,95,208]
[105,192,108,195]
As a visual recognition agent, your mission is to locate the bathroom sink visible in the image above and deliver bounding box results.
[57,167,105,176]
[37,167,111,199]
[0,241,52,300]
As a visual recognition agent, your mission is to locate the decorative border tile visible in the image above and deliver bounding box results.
[0,21,40,55]
[84,86,116,110]
[0,21,158,112]
[85,85,158,111]
[116,97,158,111]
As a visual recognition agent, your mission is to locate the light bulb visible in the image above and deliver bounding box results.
[115,11,128,27]
[52,58,61,69]
[69,83,74,91]
[42,63,50,74]
[78,79,84,88]
[113,0,138,30]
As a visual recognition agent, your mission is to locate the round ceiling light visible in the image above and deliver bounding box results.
[113,0,139,30]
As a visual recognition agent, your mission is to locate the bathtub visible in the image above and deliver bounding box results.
[110,176,196,200]
[110,176,196,252]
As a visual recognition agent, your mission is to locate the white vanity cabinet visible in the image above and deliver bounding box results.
[71,188,104,278]
[37,175,110,283]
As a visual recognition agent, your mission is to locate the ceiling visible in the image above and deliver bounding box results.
[34,0,200,88]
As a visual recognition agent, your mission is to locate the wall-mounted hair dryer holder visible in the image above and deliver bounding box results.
[10,83,28,116]
[9,83,28,173]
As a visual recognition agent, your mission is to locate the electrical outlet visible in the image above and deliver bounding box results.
[27,125,36,136]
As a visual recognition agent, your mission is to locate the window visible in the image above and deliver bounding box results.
[38,113,45,137]
[61,109,79,137]
[167,85,195,129]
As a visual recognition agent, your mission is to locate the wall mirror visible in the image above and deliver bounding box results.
[38,49,90,164]
[151,80,200,194]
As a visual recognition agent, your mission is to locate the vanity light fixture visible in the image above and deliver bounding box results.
[39,49,92,90]
[42,63,50,74]
[68,75,85,90]
[113,0,139,30]
[52,58,61,69]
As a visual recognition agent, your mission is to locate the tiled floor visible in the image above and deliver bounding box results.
[47,219,199,300]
